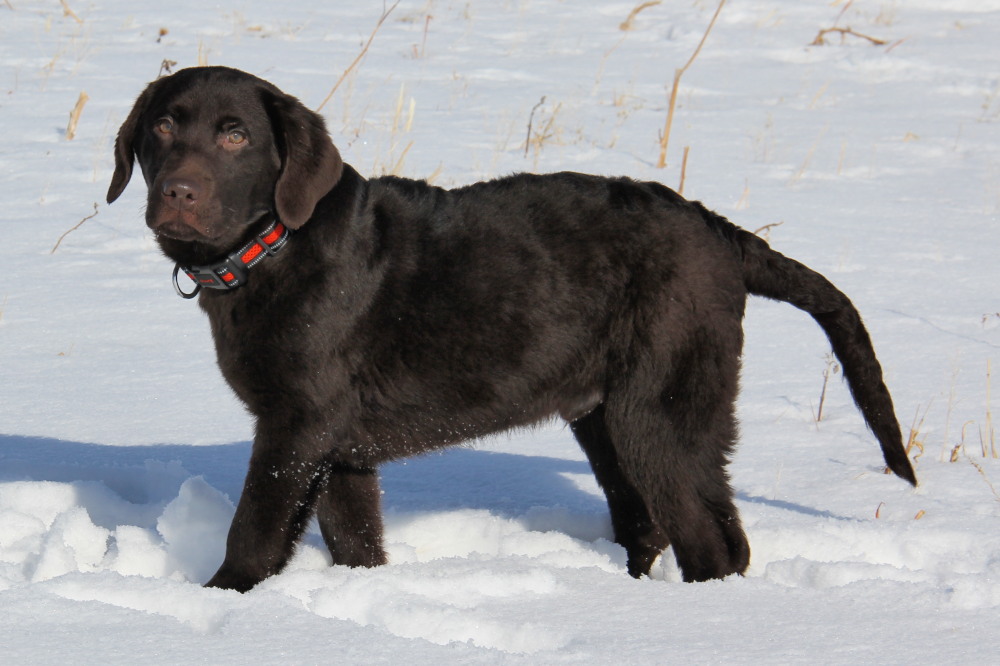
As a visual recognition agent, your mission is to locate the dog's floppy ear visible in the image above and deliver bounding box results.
[107,84,156,204]
[264,90,344,229]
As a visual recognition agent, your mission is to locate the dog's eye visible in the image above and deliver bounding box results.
[226,130,248,146]
[155,118,174,135]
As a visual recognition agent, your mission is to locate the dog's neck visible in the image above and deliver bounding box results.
[171,217,290,298]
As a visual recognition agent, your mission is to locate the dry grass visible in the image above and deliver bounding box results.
[942,360,999,463]
[968,457,1000,501]
[951,421,975,462]
[752,221,783,240]
[656,0,726,169]
[158,59,178,78]
[41,13,95,83]
[60,0,82,23]
[412,13,433,59]
[905,401,931,461]
[50,203,98,254]
[65,91,88,140]
[813,353,840,424]
[595,4,660,90]
[317,1,400,113]
[876,401,929,479]
[677,146,691,196]
[371,84,416,176]
[524,96,547,158]
[812,0,888,47]
[619,1,661,32]
[788,123,830,184]
[524,100,563,164]
[808,82,831,109]
[951,427,1000,501]
[906,361,998,503]
[735,181,751,211]
[875,1,900,27]
[811,26,887,47]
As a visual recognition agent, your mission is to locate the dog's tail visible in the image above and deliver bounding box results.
[701,205,916,485]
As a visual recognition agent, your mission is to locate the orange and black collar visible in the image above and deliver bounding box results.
[172,219,290,298]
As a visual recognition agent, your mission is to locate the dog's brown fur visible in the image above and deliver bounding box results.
[107,67,915,592]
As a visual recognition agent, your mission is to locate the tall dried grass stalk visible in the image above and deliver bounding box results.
[317,1,400,113]
[656,0,726,169]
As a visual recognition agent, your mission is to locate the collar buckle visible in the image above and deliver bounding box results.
[189,259,248,289]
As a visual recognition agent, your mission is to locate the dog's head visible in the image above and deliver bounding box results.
[107,66,343,261]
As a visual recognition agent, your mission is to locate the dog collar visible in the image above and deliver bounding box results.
[172,219,290,299]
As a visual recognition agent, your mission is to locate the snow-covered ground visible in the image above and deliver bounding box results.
[2,0,999,662]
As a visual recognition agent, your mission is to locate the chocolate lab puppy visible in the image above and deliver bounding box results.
[107,66,915,592]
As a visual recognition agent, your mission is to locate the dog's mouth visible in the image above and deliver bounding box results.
[153,221,203,242]
[150,210,217,242]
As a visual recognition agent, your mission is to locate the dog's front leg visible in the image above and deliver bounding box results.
[205,423,330,592]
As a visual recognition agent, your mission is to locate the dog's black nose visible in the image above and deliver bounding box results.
[162,177,202,210]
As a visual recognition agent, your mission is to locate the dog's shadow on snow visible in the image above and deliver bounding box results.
[0,433,609,522]
[0,433,852,535]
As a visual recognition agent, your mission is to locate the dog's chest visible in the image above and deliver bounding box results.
[200,295,296,406]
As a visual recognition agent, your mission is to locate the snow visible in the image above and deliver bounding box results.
[2,0,999,662]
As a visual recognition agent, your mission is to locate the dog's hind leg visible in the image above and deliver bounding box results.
[314,464,387,568]
[605,327,750,583]
[570,405,669,578]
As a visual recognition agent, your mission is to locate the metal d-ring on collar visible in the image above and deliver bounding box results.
[170,219,291,299]
[172,263,201,299]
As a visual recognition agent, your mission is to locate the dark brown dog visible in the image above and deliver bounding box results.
[107,66,915,592]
